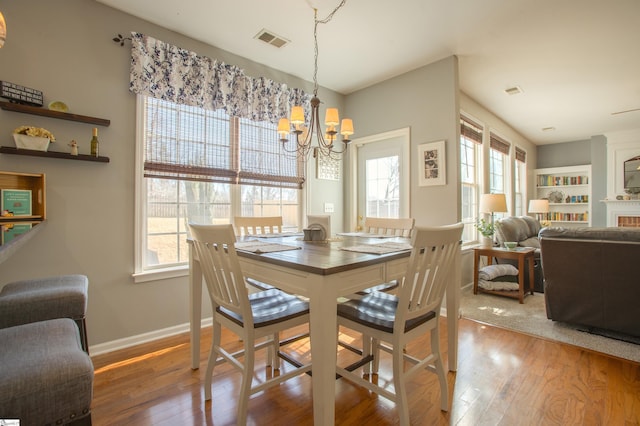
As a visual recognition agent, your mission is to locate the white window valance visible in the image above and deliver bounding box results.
[129,32,310,124]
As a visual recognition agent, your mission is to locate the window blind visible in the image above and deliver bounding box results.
[461,115,483,144]
[143,96,304,189]
[489,132,511,155]
[515,146,526,163]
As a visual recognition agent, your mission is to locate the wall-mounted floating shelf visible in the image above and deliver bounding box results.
[0,101,110,126]
[0,146,110,163]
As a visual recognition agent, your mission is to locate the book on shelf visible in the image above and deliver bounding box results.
[537,175,589,187]
[1,189,33,216]
[1,223,33,244]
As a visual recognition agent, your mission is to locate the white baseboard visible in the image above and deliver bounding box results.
[89,317,213,356]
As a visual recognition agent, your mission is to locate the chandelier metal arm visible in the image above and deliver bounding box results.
[278,0,352,162]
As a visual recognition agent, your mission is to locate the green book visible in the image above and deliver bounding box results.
[1,189,32,216]
[2,223,33,244]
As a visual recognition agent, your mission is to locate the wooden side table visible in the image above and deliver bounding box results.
[473,246,535,303]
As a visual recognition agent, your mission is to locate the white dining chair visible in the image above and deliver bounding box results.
[336,223,463,426]
[364,217,415,238]
[234,216,283,236]
[356,217,416,295]
[189,223,311,425]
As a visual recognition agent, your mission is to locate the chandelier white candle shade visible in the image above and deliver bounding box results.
[0,11,6,48]
[278,0,353,159]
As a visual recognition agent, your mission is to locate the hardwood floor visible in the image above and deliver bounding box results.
[90,318,640,425]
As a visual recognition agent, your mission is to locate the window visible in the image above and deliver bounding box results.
[514,147,527,216]
[136,96,302,275]
[460,115,483,243]
[365,155,400,218]
[489,132,510,219]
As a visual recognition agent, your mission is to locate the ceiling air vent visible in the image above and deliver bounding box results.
[255,29,289,48]
[504,86,523,95]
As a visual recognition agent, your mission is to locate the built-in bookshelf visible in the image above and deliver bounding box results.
[534,165,592,226]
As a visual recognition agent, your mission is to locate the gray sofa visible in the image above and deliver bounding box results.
[494,216,544,292]
[539,227,640,337]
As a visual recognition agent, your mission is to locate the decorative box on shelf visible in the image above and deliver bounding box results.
[12,134,50,152]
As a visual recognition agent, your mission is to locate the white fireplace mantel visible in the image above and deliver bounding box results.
[601,199,640,226]
[604,129,640,226]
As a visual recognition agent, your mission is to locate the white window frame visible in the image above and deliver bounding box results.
[133,95,302,282]
[460,129,481,245]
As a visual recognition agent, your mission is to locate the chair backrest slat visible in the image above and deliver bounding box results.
[364,217,415,238]
[234,216,283,236]
[396,224,463,329]
[189,224,253,324]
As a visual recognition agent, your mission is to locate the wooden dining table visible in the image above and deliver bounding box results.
[188,234,461,426]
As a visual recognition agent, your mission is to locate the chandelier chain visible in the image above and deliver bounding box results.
[312,0,348,96]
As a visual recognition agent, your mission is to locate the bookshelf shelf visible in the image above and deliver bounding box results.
[534,165,592,227]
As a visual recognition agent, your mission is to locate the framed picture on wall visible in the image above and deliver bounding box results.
[417,140,446,186]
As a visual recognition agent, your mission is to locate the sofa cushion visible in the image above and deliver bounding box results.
[495,216,541,246]
[519,237,540,248]
[0,318,93,425]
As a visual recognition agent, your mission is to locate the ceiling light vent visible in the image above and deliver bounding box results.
[542,127,556,132]
[504,86,523,95]
[255,29,289,48]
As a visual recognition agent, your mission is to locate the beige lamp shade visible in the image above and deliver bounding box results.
[290,106,305,125]
[324,108,339,126]
[479,193,507,213]
[340,118,354,136]
[277,118,290,138]
[528,199,550,213]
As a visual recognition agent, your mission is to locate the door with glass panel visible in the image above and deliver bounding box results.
[355,133,409,230]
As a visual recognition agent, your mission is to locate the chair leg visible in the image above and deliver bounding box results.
[271,332,280,370]
[205,321,222,401]
[372,337,381,374]
[392,341,410,426]
[430,327,449,412]
[361,333,372,375]
[237,337,255,426]
[76,317,89,354]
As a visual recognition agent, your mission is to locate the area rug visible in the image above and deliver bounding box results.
[460,286,640,363]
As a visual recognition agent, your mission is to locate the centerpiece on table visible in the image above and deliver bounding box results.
[12,125,56,152]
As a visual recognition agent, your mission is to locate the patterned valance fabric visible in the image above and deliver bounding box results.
[129,32,311,124]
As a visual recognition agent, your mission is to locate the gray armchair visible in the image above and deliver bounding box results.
[493,216,544,292]
[0,275,93,425]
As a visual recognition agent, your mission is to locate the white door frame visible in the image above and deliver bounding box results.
[347,127,411,231]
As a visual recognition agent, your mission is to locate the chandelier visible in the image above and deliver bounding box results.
[277,0,353,160]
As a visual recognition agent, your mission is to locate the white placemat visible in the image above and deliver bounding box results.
[235,240,301,254]
[340,241,412,255]
[246,232,304,238]
[337,232,400,239]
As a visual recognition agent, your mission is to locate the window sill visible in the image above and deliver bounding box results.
[133,265,189,283]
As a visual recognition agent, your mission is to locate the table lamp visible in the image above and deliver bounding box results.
[528,199,550,226]
[479,193,508,229]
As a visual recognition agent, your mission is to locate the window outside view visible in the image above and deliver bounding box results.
[141,97,300,270]
[365,155,400,218]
